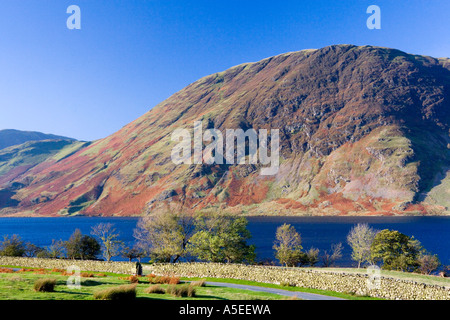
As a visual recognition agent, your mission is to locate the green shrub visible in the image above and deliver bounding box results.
[93,284,137,300]
[33,278,56,292]
[0,235,26,257]
[144,284,166,294]
[167,284,196,297]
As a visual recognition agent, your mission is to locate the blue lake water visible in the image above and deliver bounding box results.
[0,216,448,267]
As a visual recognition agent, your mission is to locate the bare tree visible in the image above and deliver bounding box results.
[417,253,441,275]
[46,239,65,258]
[91,223,124,262]
[321,242,343,267]
[347,223,377,268]
[121,245,145,262]
[24,242,44,257]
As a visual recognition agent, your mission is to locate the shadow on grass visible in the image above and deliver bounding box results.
[51,290,92,296]
[189,294,228,300]
[134,295,228,300]
[80,280,104,287]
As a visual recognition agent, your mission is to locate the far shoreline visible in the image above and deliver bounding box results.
[1,212,450,218]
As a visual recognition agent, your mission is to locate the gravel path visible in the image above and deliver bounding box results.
[203,281,346,300]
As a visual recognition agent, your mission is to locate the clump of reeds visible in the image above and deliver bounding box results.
[33,278,57,292]
[144,284,166,294]
[93,284,137,300]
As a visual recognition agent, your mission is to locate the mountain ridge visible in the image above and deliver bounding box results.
[0,129,76,150]
[1,44,450,216]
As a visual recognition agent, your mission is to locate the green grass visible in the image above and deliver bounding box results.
[0,269,296,301]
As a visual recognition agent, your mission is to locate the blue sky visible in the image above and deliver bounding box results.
[0,0,449,141]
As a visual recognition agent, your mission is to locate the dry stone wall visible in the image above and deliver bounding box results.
[147,263,450,300]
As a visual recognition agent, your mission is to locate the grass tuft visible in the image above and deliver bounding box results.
[190,279,206,287]
[167,284,196,297]
[33,278,56,292]
[93,284,137,300]
[144,284,166,294]
[147,274,180,284]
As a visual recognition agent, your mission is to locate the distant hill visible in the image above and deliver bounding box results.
[0,129,75,150]
[0,139,90,213]
[0,139,90,184]
[0,130,89,213]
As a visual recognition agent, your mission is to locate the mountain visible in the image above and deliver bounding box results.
[0,139,90,214]
[1,44,450,217]
[0,129,75,150]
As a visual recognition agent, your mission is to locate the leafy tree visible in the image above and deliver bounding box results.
[347,223,378,268]
[91,223,124,262]
[273,224,303,267]
[134,208,195,263]
[0,235,25,257]
[304,247,320,267]
[370,229,422,271]
[188,211,255,263]
[64,229,101,260]
[65,229,82,259]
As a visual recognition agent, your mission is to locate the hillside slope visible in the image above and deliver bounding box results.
[0,139,89,214]
[1,45,450,216]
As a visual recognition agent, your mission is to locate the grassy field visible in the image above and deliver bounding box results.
[0,267,296,300]
[0,266,380,300]
[3,264,446,300]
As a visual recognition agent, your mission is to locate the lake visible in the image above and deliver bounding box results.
[0,216,448,267]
